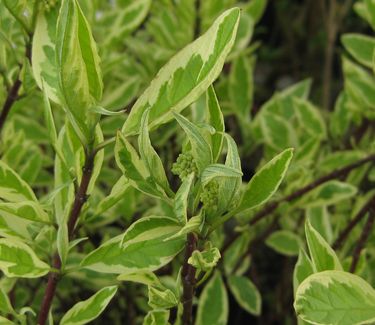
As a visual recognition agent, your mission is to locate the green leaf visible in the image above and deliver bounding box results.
[173,112,213,173]
[246,0,268,23]
[56,0,103,140]
[148,286,178,309]
[305,219,342,272]
[139,108,171,193]
[196,272,228,325]
[0,238,50,278]
[0,161,38,203]
[229,55,253,119]
[201,164,242,186]
[293,98,326,138]
[57,222,69,267]
[228,275,261,316]
[294,271,375,325]
[42,84,58,146]
[238,148,294,211]
[117,271,161,287]
[0,287,15,315]
[0,316,16,325]
[60,286,117,325]
[266,230,302,256]
[306,206,332,244]
[32,5,61,104]
[206,85,225,162]
[293,249,314,295]
[164,214,202,241]
[81,217,184,274]
[143,309,170,325]
[173,173,194,224]
[342,33,375,68]
[122,8,241,135]
[298,181,357,208]
[104,0,151,45]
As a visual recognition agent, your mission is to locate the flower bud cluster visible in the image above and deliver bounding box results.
[43,0,58,12]
[200,181,219,210]
[172,152,198,180]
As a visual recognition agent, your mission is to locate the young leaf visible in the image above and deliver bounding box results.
[115,132,167,200]
[228,275,262,316]
[143,309,170,325]
[173,173,194,224]
[294,271,375,325]
[117,271,161,287]
[238,148,294,211]
[56,0,103,139]
[81,217,184,274]
[201,164,242,186]
[122,8,241,135]
[305,219,342,272]
[0,161,38,203]
[265,230,302,257]
[173,112,213,172]
[57,222,69,267]
[42,84,58,146]
[188,246,221,272]
[60,286,117,325]
[293,249,314,295]
[139,108,171,193]
[0,287,15,315]
[148,286,178,309]
[206,85,224,162]
[196,272,228,325]
[342,33,375,68]
[0,238,50,278]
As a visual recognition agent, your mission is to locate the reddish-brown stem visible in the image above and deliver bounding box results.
[349,205,375,273]
[181,233,198,325]
[0,42,32,135]
[37,151,95,325]
[332,194,375,250]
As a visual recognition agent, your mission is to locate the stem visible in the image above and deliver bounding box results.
[0,41,32,136]
[332,194,375,250]
[37,151,95,325]
[349,205,375,273]
[181,233,198,325]
[220,153,375,254]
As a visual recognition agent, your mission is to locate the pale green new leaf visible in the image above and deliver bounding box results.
[139,108,171,193]
[164,214,202,241]
[228,275,261,316]
[238,148,294,211]
[173,173,194,224]
[173,112,213,172]
[305,219,342,272]
[115,132,167,200]
[201,164,243,186]
[293,249,314,295]
[0,287,15,315]
[0,238,49,278]
[81,217,184,274]
[0,316,15,325]
[266,230,302,256]
[122,8,241,135]
[342,34,375,68]
[196,272,228,325]
[294,271,375,325]
[143,309,170,325]
[60,286,117,325]
[57,222,69,267]
[206,85,224,162]
[188,246,221,271]
[148,287,178,309]
[42,84,58,146]
[0,161,38,203]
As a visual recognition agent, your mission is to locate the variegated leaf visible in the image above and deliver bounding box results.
[122,8,241,135]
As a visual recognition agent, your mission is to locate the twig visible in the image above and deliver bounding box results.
[349,205,375,273]
[181,233,198,325]
[332,194,375,250]
[37,150,95,325]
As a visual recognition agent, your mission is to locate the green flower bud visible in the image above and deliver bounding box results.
[200,181,219,210]
[172,152,198,180]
